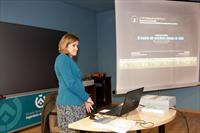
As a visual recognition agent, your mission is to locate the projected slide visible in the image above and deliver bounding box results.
[115,0,200,94]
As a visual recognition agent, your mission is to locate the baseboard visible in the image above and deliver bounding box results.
[178,108,200,114]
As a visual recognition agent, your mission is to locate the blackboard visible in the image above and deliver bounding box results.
[0,22,66,96]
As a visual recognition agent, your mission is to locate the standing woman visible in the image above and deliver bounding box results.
[54,33,94,133]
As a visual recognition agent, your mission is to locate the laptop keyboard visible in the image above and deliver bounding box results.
[103,105,123,116]
[93,117,116,124]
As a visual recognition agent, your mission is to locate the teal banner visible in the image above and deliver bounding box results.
[0,91,52,133]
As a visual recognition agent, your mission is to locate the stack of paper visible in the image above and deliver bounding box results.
[92,117,135,133]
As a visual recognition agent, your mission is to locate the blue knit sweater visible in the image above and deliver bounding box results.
[54,53,89,106]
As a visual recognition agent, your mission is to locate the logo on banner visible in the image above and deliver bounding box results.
[35,94,45,108]
[0,98,22,132]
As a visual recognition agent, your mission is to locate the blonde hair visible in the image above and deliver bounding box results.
[58,33,79,54]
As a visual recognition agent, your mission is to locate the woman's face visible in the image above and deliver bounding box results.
[66,41,79,57]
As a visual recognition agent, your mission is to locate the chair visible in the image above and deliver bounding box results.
[49,107,59,133]
[41,91,59,133]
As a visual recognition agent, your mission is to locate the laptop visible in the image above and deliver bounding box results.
[99,87,144,116]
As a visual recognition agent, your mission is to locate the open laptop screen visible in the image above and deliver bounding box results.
[99,87,144,116]
[120,87,144,115]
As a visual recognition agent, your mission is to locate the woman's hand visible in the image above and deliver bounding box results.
[85,102,93,113]
[85,97,94,113]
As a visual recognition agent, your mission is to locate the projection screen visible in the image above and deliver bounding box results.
[115,0,200,94]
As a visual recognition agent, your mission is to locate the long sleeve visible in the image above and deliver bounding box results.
[54,54,89,105]
[58,57,88,101]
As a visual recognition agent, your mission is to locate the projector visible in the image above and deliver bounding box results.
[140,95,176,109]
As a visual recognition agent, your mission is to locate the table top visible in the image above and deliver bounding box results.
[68,106,176,132]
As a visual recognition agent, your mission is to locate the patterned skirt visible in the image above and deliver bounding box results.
[57,104,86,133]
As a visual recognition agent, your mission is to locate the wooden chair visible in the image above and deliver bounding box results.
[49,107,59,133]
[41,92,59,133]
